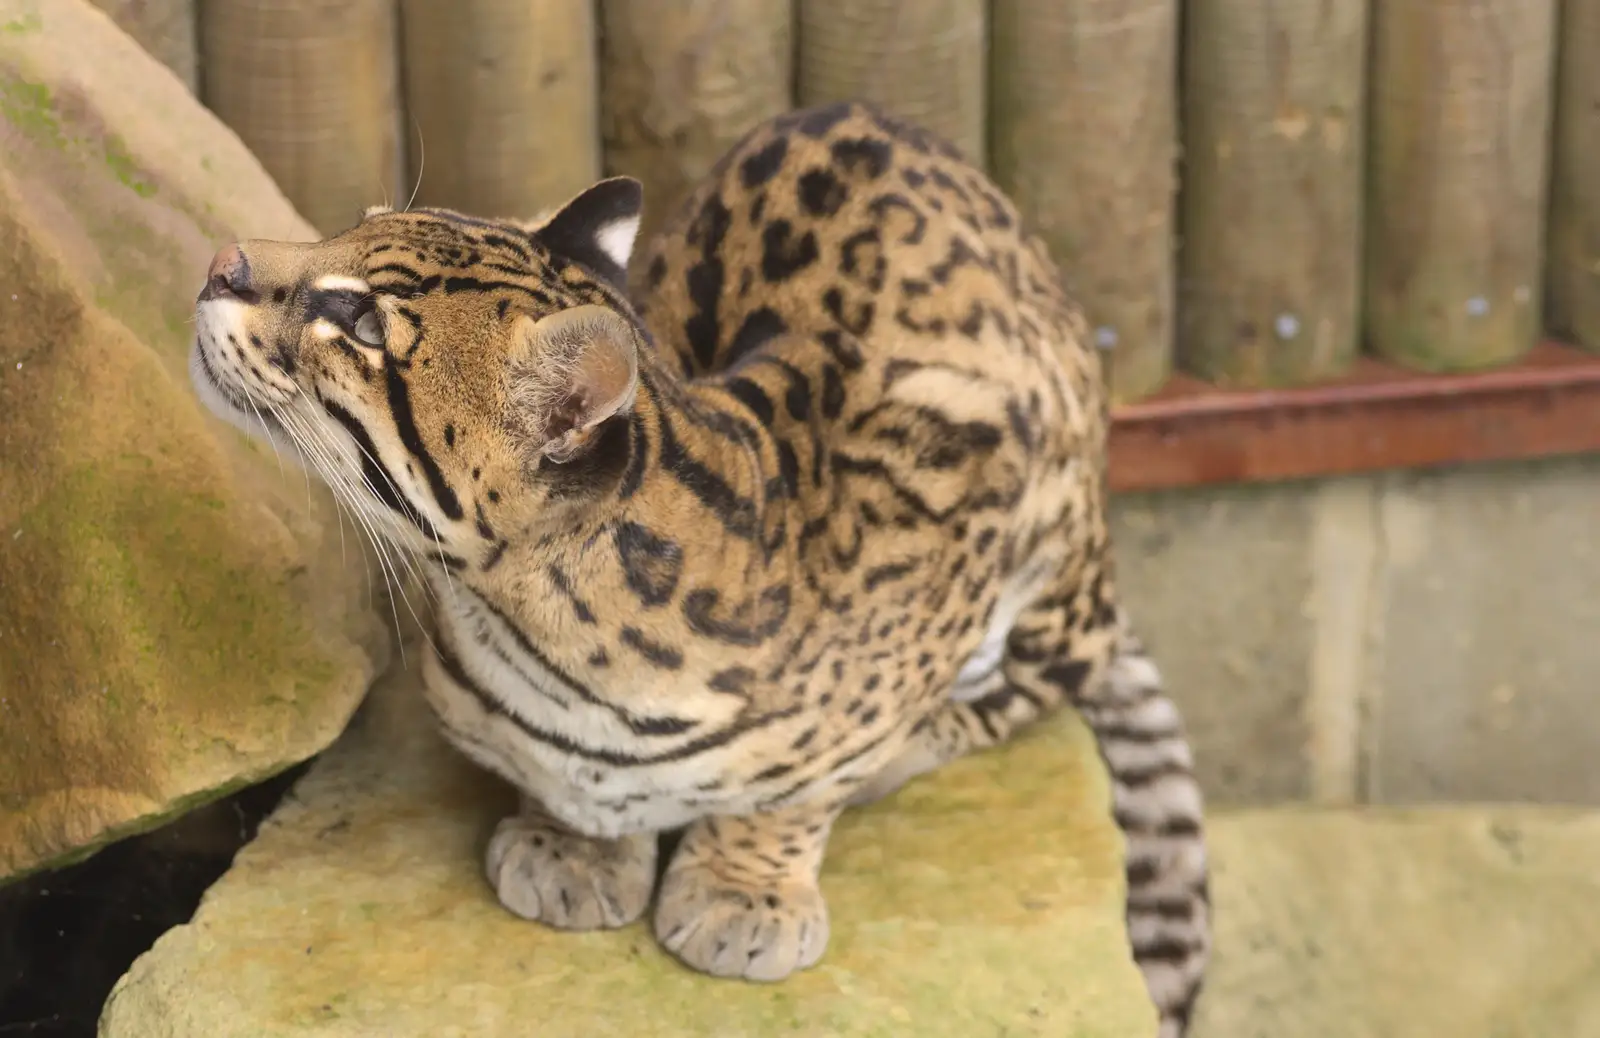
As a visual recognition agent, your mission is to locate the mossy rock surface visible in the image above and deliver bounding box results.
[0,0,388,881]
[99,641,1157,1037]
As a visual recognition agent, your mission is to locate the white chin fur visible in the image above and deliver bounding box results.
[189,302,299,459]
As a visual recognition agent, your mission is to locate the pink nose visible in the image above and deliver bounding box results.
[200,243,254,302]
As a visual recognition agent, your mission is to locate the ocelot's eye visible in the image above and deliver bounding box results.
[353,308,385,347]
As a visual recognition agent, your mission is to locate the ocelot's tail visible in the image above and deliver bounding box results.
[848,597,1212,1035]
[1078,617,1210,1037]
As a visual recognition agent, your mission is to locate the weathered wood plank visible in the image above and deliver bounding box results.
[1548,0,1600,353]
[796,0,985,167]
[599,0,792,284]
[398,0,600,220]
[199,0,404,235]
[1179,0,1368,388]
[991,0,1179,402]
[1365,1,1557,371]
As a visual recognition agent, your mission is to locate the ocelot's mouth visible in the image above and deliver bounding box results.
[192,331,254,415]
[188,317,285,443]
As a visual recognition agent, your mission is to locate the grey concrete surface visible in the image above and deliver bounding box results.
[1110,454,1600,806]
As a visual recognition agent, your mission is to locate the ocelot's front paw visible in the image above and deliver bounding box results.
[485,812,657,930]
[653,865,830,982]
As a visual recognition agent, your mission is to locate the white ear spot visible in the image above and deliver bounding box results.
[594,215,640,270]
[314,274,372,293]
[362,205,392,220]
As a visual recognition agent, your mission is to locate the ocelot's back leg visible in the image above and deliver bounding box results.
[852,566,1211,1038]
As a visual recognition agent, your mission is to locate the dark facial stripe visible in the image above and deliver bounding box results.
[382,364,464,521]
[442,275,560,308]
[305,286,368,328]
[367,261,423,282]
[416,207,525,232]
[320,398,442,543]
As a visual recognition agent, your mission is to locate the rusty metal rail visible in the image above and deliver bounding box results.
[1108,340,1600,492]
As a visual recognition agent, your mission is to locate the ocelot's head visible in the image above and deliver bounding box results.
[190,178,648,564]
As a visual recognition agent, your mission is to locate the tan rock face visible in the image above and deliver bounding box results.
[99,642,1156,1037]
[0,0,388,881]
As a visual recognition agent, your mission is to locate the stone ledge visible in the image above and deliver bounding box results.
[99,647,1156,1037]
[1195,806,1600,1037]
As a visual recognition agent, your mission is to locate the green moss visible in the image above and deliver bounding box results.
[0,76,61,146]
[0,446,350,874]
[88,210,198,358]
[103,134,156,198]
[1,13,41,34]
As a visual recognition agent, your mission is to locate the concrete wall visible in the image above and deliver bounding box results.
[1110,454,1600,807]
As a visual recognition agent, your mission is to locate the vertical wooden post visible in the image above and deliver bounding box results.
[599,0,792,283]
[88,0,198,93]
[1366,2,1558,371]
[991,0,1179,403]
[797,0,986,167]
[398,0,600,220]
[199,0,404,236]
[1548,0,1600,353]
[1178,0,1368,388]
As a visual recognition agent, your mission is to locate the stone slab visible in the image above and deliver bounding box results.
[99,644,1156,1037]
[1194,805,1600,1037]
[1368,455,1600,803]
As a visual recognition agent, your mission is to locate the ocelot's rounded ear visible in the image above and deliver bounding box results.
[530,176,643,291]
[506,304,640,465]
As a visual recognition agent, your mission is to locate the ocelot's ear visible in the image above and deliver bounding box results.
[529,177,643,291]
[506,304,640,465]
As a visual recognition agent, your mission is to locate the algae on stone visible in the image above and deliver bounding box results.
[99,637,1156,1037]
[0,0,387,881]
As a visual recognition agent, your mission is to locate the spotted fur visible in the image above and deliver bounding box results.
[190,101,1208,1034]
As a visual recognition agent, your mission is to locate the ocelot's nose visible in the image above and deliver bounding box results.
[199,243,256,302]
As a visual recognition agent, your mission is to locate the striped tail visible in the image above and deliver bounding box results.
[848,600,1212,1034]
[1078,618,1211,1037]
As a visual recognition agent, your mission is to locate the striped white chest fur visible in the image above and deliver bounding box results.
[422,578,747,837]
[187,101,1210,1036]
[422,543,1058,839]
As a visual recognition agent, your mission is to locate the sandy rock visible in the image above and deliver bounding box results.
[99,644,1156,1037]
[0,0,388,881]
[1194,806,1600,1037]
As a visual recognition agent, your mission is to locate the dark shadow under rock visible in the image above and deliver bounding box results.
[0,765,310,1037]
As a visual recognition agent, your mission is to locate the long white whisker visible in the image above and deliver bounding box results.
[405,113,425,213]
[278,403,437,658]
[271,403,364,594]
[241,392,286,480]
[277,406,419,664]
[297,393,440,603]
[339,452,436,606]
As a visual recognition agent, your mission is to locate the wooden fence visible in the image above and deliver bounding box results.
[92,0,1600,404]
